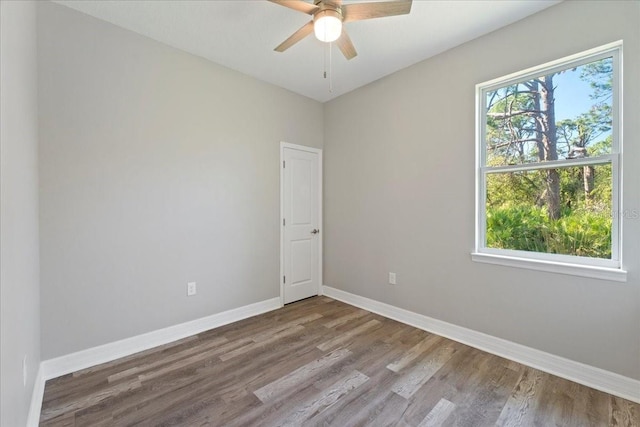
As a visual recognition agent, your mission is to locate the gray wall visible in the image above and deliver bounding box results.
[38,2,323,359]
[324,0,640,380]
[1,1,42,425]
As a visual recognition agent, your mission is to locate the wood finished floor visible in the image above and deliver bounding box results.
[40,297,639,426]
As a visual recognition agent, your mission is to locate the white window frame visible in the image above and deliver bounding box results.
[472,41,626,282]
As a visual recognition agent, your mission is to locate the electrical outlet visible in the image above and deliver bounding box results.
[389,272,397,285]
[187,282,197,296]
[22,355,27,387]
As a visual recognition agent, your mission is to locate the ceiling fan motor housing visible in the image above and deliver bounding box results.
[314,5,343,21]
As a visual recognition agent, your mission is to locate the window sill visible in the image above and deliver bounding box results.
[471,252,627,282]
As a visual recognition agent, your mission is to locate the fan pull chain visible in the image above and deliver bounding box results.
[323,41,327,79]
[322,42,333,93]
[329,42,333,93]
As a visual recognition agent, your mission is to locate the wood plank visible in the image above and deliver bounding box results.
[279,370,369,426]
[447,357,519,425]
[71,335,199,378]
[611,394,640,426]
[397,345,474,426]
[134,336,251,382]
[253,312,323,342]
[310,367,400,426]
[322,308,369,328]
[40,378,141,422]
[38,411,75,427]
[391,342,457,399]
[417,398,456,427]
[355,388,408,426]
[209,339,325,404]
[254,347,351,402]
[312,330,402,391]
[316,319,381,351]
[495,366,547,426]
[107,335,229,382]
[386,333,441,372]
[219,324,305,361]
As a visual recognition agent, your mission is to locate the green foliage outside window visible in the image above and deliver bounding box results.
[483,56,614,259]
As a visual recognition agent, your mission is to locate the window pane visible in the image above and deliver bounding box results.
[485,57,613,167]
[485,164,612,258]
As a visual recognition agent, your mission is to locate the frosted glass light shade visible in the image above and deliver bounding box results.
[314,11,342,42]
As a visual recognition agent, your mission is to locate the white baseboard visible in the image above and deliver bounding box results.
[29,297,281,425]
[26,364,45,427]
[322,285,640,403]
[40,297,281,381]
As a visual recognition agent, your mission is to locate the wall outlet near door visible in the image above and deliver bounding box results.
[187,282,197,296]
[389,272,397,285]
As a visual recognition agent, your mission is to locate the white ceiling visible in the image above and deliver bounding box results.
[54,0,561,103]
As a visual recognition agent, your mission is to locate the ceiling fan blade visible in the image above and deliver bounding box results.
[269,0,319,15]
[335,29,357,60]
[342,0,412,23]
[274,20,315,52]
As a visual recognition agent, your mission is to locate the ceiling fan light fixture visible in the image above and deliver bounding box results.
[314,9,342,43]
[271,0,413,60]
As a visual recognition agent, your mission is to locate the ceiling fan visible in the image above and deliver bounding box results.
[269,0,413,60]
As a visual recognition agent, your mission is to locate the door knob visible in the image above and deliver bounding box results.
[311,229,320,234]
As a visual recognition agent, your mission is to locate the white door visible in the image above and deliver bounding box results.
[282,144,322,304]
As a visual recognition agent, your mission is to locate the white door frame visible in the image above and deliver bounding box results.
[280,141,323,306]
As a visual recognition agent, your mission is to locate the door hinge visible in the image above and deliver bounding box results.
[283,160,286,168]
[283,275,286,284]
[283,218,286,226]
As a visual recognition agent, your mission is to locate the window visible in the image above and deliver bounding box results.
[473,42,625,281]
